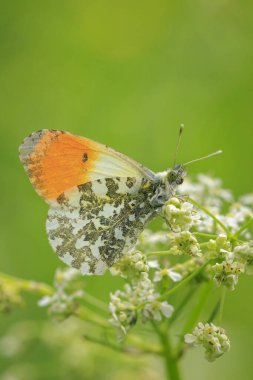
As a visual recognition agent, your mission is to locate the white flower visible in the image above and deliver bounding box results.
[207,234,231,258]
[160,302,174,318]
[239,193,253,206]
[178,175,253,236]
[109,273,174,337]
[38,296,52,307]
[221,203,253,235]
[180,175,233,210]
[196,207,220,234]
[184,322,230,362]
[110,250,149,280]
[210,259,245,291]
[234,241,253,259]
[109,290,137,338]
[184,333,196,344]
[154,268,182,282]
[38,268,84,318]
[170,231,202,257]
[142,300,174,322]
[54,268,80,283]
[234,242,253,272]
[162,198,200,232]
[147,260,160,269]
[142,302,162,322]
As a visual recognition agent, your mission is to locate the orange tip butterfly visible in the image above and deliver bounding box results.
[19,128,222,275]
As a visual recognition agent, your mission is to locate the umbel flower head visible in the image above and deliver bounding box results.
[107,175,252,343]
[109,272,174,339]
[185,322,230,362]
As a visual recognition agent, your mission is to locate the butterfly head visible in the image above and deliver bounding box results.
[166,164,185,186]
[151,165,186,208]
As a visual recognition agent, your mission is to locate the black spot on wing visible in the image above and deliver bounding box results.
[82,152,88,162]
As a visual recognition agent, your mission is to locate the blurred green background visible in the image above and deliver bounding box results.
[0,0,253,379]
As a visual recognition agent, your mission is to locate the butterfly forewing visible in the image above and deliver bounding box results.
[19,130,156,203]
[46,177,157,275]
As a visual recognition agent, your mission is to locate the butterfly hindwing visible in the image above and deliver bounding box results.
[46,177,156,275]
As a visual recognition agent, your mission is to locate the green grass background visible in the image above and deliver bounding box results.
[0,1,253,379]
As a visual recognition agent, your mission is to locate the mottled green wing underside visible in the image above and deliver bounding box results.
[46,177,156,275]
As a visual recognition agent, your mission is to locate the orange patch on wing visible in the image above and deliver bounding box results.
[28,131,99,200]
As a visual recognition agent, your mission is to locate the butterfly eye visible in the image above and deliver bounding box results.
[167,170,177,183]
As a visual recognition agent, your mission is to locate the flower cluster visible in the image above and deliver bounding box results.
[205,235,253,290]
[185,322,230,362]
[162,197,200,231]
[206,234,231,259]
[210,260,245,291]
[109,272,174,338]
[181,174,233,209]
[38,268,84,319]
[169,231,201,257]
[234,242,253,271]
[110,250,149,280]
[108,174,253,351]
[180,175,253,236]
[1,173,252,371]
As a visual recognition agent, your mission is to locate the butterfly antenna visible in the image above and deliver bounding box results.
[183,150,223,167]
[173,124,184,167]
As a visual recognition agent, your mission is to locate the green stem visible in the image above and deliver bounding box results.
[83,333,162,356]
[0,272,54,296]
[181,282,212,336]
[146,250,174,257]
[126,334,163,355]
[152,322,181,380]
[188,197,231,236]
[218,286,226,325]
[233,218,253,238]
[84,292,108,312]
[193,232,218,239]
[136,260,210,311]
[83,334,125,353]
[169,286,198,325]
[74,306,111,329]
[158,260,211,302]
[176,282,212,357]
[199,242,210,247]
[207,300,220,324]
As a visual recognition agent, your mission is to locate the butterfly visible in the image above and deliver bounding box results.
[19,129,220,275]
